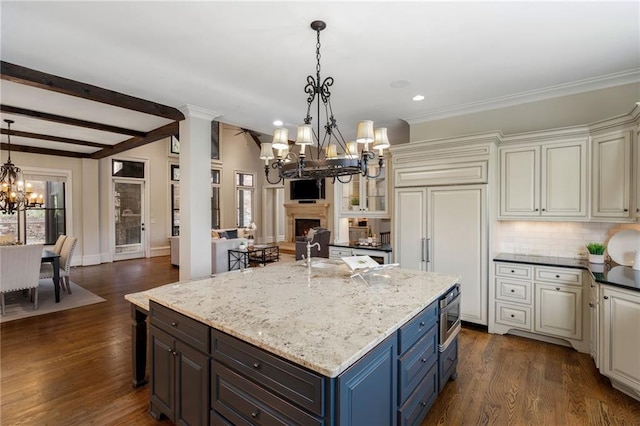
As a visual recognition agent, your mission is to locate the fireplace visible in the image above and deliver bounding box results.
[283,203,330,242]
[295,219,321,237]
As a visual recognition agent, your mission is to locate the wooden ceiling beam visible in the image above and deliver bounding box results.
[1,104,147,137]
[1,61,184,121]
[91,121,179,159]
[1,129,111,149]
[0,142,89,158]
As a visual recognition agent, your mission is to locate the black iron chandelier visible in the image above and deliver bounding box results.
[0,119,43,215]
[260,20,389,184]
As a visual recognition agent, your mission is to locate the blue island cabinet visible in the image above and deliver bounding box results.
[149,298,455,426]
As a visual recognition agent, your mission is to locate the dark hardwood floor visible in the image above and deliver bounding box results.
[1,256,638,425]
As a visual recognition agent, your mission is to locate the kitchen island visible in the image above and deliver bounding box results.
[135,259,459,425]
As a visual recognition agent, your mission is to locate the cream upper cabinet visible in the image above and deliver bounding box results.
[591,130,632,220]
[601,285,640,400]
[635,127,640,220]
[500,139,588,219]
[337,163,388,218]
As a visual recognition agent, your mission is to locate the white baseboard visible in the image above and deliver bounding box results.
[80,254,102,266]
[150,246,170,257]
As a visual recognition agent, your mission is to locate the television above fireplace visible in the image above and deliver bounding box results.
[290,179,325,201]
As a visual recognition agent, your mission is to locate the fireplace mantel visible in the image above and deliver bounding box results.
[284,203,330,242]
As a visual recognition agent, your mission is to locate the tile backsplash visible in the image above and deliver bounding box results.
[497,221,640,259]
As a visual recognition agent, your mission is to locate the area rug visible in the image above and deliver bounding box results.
[0,279,105,323]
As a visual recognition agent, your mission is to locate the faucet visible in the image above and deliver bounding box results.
[304,241,321,267]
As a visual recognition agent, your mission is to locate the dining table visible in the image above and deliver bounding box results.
[41,249,61,303]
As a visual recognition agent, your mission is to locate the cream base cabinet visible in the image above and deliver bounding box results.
[535,283,582,340]
[500,138,587,219]
[591,130,632,220]
[601,285,640,400]
[396,185,487,325]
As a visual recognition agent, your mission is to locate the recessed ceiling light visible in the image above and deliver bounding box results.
[273,120,283,126]
[390,80,410,88]
[412,95,425,101]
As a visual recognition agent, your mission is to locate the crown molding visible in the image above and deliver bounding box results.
[403,69,640,125]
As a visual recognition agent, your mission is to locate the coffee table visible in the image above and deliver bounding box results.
[228,244,280,271]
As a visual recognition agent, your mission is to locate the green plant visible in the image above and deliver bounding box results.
[350,197,359,206]
[586,242,606,255]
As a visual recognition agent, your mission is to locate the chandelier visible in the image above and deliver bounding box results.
[260,20,389,184]
[0,119,44,215]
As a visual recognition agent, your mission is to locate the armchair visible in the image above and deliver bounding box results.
[295,227,331,260]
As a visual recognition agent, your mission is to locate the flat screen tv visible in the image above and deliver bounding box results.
[290,179,325,200]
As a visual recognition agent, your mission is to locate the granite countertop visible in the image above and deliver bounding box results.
[140,260,458,377]
[329,242,393,252]
[494,253,639,292]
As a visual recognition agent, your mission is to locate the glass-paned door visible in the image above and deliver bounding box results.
[114,180,145,260]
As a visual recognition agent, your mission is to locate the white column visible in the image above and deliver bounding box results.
[81,158,101,265]
[178,105,220,280]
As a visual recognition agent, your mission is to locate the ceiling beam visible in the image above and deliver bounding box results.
[1,104,147,137]
[1,142,88,158]
[247,130,263,149]
[1,129,111,149]
[1,61,185,121]
[91,121,179,159]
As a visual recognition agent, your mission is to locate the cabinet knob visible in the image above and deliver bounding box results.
[171,322,178,327]
[419,321,425,327]
[253,362,261,369]
[623,208,629,212]
[556,287,561,291]
[535,208,539,212]
[421,402,427,407]
[603,296,609,300]
[542,208,546,212]
[589,302,595,308]
[251,410,260,418]
[511,270,515,273]
[510,289,515,293]
[510,314,515,318]
[555,275,560,278]
[421,358,427,363]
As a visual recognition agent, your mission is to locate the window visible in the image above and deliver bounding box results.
[211,169,221,229]
[170,166,221,236]
[0,180,66,245]
[235,172,254,228]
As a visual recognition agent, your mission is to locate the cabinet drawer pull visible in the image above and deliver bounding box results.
[421,358,427,363]
[510,289,515,293]
[251,409,260,418]
[510,314,515,318]
[555,275,560,278]
[253,362,261,369]
[421,401,427,407]
[589,302,595,308]
[555,287,561,291]
[623,208,629,212]
[603,296,609,300]
[171,322,178,327]
[419,321,425,327]
[511,270,515,273]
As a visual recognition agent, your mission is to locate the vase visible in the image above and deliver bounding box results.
[588,253,604,264]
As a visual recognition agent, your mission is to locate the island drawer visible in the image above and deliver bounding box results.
[495,278,532,305]
[495,301,532,330]
[398,324,437,404]
[150,301,209,353]
[439,336,458,392]
[211,329,325,417]
[329,247,354,259]
[397,362,437,426]
[534,266,582,287]
[495,262,532,280]
[398,300,438,355]
[212,363,323,426]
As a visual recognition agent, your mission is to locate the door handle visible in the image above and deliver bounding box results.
[426,238,430,263]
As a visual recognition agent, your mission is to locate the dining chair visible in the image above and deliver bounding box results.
[40,236,77,295]
[52,234,67,254]
[0,244,45,315]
